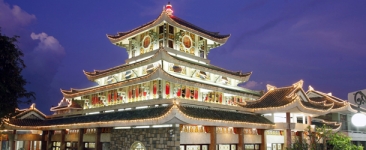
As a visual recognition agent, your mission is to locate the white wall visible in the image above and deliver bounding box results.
[244,135,261,144]
[266,135,284,143]
[217,133,238,144]
[180,132,210,144]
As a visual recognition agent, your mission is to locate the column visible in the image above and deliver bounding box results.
[41,131,47,150]
[297,131,303,149]
[95,128,102,150]
[9,130,16,150]
[95,128,103,150]
[77,129,84,150]
[208,126,217,150]
[257,129,265,150]
[307,116,312,125]
[237,128,244,150]
[286,112,291,149]
[24,141,30,150]
[60,130,66,150]
[47,130,53,150]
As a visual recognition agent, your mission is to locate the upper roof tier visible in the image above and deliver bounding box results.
[107,15,230,42]
[106,3,230,61]
[83,49,252,83]
[107,3,230,43]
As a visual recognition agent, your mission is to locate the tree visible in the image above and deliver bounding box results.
[0,30,35,121]
[289,125,363,150]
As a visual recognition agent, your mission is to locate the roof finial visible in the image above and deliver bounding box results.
[165,2,173,16]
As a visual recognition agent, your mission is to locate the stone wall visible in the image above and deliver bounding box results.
[110,127,180,150]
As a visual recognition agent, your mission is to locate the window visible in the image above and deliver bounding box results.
[169,25,174,34]
[173,65,182,73]
[340,114,348,130]
[52,142,61,150]
[125,70,132,79]
[131,50,136,57]
[84,142,95,149]
[146,64,155,74]
[159,41,163,48]
[199,50,205,58]
[168,40,173,48]
[159,25,164,34]
[66,142,77,150]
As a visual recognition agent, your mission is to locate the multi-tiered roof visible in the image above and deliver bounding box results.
[3,3,360,133]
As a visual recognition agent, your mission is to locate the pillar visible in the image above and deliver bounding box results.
[95,128,102,150]
[208,126,217,150]
[306,116,313,149]
[257,129,265,150]
[41,131,47,150]
[9,130,16,150]
[297,131,303,149]
[60,130,66,150]
[307,116,312,125]
[77,129,84,150]
[286,112,291,149]
[47,130,53,150]
[237,128,244,150]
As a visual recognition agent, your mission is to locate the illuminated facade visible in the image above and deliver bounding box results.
[1,3,365,150]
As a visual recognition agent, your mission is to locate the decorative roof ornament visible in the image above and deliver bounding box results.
[266,84,277,91]
[308,85,314,91]
[30,103,36,110]
[165,2,173,16]
[292,80,304,88]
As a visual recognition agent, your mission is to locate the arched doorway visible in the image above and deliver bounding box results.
[130,141,146,150]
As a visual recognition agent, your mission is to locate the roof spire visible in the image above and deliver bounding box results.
[165,2,173,16]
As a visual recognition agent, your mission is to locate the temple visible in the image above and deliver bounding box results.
[1,3,366,150]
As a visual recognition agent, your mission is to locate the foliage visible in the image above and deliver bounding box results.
[0,30,35,120]
[288,125,363,150]
[328,132,363,150]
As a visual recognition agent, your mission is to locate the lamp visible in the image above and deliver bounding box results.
[351,91,366,127]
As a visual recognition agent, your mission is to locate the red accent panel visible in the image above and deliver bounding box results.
[177,89,181,97]
[166,84,170,95]
[194,89,198,100]
[153,84,157,95]
[114,91,117,101]
[186,87,190,98]
[136,86,139,98]
[128,89,132,99]
[108,93,111,102]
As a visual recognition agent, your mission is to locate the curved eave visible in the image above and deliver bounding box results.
[244,85,297,107]
[50,107,82,112]
[62,67,259,98]
[84,49,251,82]
[4,105,273,130]
[306,90,347,108]
[13,108,47,119]
[252,97,333,115]
[107,11,229,44]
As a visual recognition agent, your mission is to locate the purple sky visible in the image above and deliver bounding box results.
[1,0,365,114]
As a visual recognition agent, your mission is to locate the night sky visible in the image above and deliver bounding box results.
[1,0,365,114]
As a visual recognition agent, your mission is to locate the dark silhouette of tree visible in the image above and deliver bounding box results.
[0,30,35,121]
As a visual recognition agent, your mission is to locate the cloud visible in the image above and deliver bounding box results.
[0,0,36,31]
[242,81,263,89]
[30,32,65,55]
[23,32,66,113]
